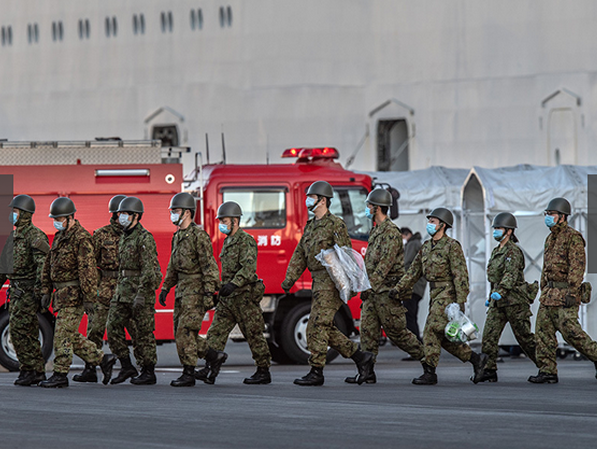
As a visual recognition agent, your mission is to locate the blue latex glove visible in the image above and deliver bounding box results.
[485,299,490,307]
[490,292,501,301]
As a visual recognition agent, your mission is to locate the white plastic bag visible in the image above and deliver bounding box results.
[444,303,479,343]
[315,244,371,303]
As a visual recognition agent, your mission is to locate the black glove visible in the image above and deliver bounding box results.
[159,290,168,307]
[360,290,372,302]
[40,294,51,310]
[219,283,237,297]
[564,294,578,308]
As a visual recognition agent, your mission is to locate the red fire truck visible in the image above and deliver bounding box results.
[0,141,387,370]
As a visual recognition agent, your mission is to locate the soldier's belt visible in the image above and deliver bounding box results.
[53,280,80,290]
[10,278,36,286]
[101,270,119,279]
[546,281,569,289]
[429,281,454,290]
[177,272,202,280]
[121,270,141,277]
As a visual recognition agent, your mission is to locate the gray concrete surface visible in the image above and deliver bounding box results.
[1,343,597,449]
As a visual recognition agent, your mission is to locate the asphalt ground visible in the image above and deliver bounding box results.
[1,343,597,449]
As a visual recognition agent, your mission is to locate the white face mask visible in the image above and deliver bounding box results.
[53,220,66,231]
[170,212,181,225]
[119,213,131,229]
[403,239,408,246]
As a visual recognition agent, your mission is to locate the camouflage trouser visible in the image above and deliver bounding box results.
[481,303,537,370]
[307,289,357,368]
[174,292,209,367]
[107,300,157,367]
[422,300,472,368]
[9,288,44,373]
[86,302,111,350]
[207,291,271,368]
[360,291,424,361]
[536,304,597,375]
[53,306,103,374]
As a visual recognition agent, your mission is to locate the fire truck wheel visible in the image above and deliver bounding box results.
[278,302,350,365]
[0,312,54,372]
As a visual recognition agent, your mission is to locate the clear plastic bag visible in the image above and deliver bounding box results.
[444,303,479,343]
[315,244,371,303]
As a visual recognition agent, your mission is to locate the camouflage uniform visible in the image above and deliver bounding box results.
[107,223,160,368]
[361,218,424,361]
[283,211,358,368]
[482,239,537,370]
[536,222,597,375]
[397,234,472,368]
[207,228,270,368]
[162,223,220,367]
[88,218,123,349]
[0,212,49,373]
[41,220,104,373]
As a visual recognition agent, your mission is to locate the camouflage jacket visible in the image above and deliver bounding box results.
[162,223,220,294]
[398,234,469,305]
[0,213,49,294]
[41,220,98,310]
[284,211,352,291]
[540,221,586,307]
[365,218,404,293]
[93,218,123,304]
[114,223,161,302]
[486,239,528,308]
[220,228,258,296]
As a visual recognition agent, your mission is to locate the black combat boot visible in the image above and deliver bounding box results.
[110,356,138,385]
[350,350,375,385]
[478,369,498,383]
[294,367,324,386]
[243,366,272,385]
[195,365,210,382]
[469,351,489,384]
[171,365,196,387]
[528,372,558,384]
[31,371,46,385]
[130,364,157,385]
[345,367,377,384]
[14,370,33,386]
[205,348,228,385]
[412,363,438,385]
[39,372,69,388]
[73,363,98,383]
[100,354,117,385]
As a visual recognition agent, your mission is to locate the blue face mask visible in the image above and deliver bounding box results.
[10,212,18,225]
[365,207,374,220]
[305,197,318,212]
[426,223,438,237]
[53,220,66,231]
[219,223,231,235]
[119,213,131,229]
[545,215,556,228]
[493,229,504,241]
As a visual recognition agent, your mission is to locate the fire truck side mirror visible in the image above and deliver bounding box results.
[388,187,400,220]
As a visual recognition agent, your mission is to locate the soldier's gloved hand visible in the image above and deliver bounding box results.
[133,295,145,309]
[40,294,51,310]
[389,288,401,301]
[281,280,293,295]
[490,292,501,301]
[564,294,577,308]
[158,290,168,307]
[220,283,236,297]
[360,290,372,302]
[485,299,490,307]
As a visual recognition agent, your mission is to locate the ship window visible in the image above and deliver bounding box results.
[112,17,117,36]
[190,10,196,30]
[219,7,225,27]
[1,27,5,46]
[85,19,90,38]
[133,15,139,34]
[78,20,84,39]
[139,14,145,34]
[161,12,166,32]
[28,24,32,44]
[198,9,203,29]
[105,17,110,37]
[168,11,173,32]
[227,6,232,26]
[52,22,57,41]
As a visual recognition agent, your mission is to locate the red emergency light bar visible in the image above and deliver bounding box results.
[281,147,339,159]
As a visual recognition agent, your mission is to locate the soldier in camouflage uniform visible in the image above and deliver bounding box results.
[108,197,161,385]
[282,181,374,386]
[39,197,116,388]
[480,212,538,383]
[0,195,49,386]
[73,195,126,383]
[528,198,597,383]
[203,201,272,385]
[345,189,424,384]
[158,192,226,387]
[391,207,488,385]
